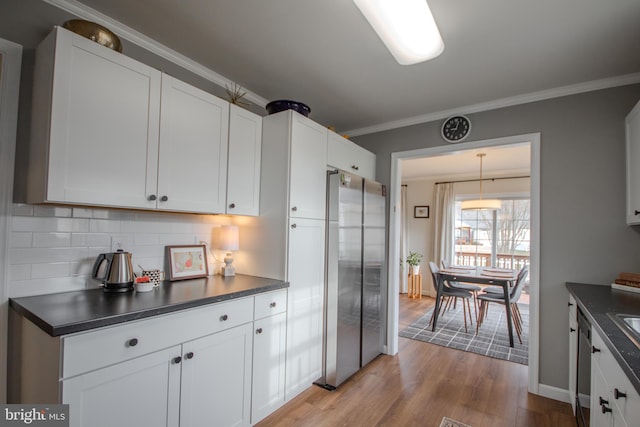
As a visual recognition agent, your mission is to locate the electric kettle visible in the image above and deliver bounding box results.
[92,249,135,292]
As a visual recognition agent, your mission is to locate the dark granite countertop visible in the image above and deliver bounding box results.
[9,274,288,337]
[566,282,640,394]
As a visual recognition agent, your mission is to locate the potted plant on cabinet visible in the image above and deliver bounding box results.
[406,251,423,275]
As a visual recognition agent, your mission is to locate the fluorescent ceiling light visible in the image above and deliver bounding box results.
[354,0,444,65]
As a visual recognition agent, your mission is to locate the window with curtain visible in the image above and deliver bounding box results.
[453,198,530,269]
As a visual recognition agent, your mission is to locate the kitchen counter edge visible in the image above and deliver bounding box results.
[566,282,640,395]
[9,274,289,337]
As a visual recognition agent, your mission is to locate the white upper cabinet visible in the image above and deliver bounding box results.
[226,104,262,216]
[626,100,640,225]
[158,74,229,213]
[27,26,233,214]
[327,130,376,180]
[289,113,328,220]
[28,26,162,209]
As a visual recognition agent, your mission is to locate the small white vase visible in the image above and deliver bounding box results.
[411,265,420,275]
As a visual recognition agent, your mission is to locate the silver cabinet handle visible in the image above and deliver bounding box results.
[291,224,297,229]
[220,314,228,321]
[270,302,277,308]
[160,195,168,202]
[256,328,263,334]
[229,203,236,208]
[291,206,297,212]
[148,195,157,201]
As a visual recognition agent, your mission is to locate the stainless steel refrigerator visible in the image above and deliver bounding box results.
[316,169,386,389]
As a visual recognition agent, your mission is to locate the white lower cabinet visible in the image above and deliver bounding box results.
[591,363,615,427]
[15,291,290,427]
[180,324,253,427]
[63,346,182,427]
[591,327,640,427]
[568,295,578,414]
[64,324,253,427]
[251,312,287,423]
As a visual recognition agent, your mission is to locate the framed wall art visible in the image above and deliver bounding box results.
[414,206,430,218]
[166,245,209,280]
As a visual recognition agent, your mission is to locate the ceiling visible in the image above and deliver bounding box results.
[401,144,530,181]
[36,0,640,136]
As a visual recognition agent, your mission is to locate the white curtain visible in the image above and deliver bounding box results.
[433,183,455,268]
[399,185,408,293]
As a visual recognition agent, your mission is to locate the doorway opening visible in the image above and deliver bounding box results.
[386,133,541,394]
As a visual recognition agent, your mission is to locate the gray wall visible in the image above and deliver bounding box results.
[353,84,640,390]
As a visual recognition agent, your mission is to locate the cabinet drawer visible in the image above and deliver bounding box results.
[255,289,287,319]
[62,297,254,378]
[591,329,640,424]
[591,327,610,367]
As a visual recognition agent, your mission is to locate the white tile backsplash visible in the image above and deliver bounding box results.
[8,264,31,281]
[89,219,122,233]
[34,206,72,218]
[11,232,32,248]
[134,233,160,245]
[8,203,228,297]
[12,216,90,233]
[33,232,71,248]
[31,262,70,279]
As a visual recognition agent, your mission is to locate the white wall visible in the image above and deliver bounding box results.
[8,203,239,298]
[402,176,530,296]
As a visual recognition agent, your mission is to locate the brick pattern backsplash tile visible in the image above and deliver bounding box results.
[9,204,230,298]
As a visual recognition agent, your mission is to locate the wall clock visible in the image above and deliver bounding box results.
[441,115,471,143]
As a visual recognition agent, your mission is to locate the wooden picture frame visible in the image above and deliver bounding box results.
[414,206,430,218]
[166,245,209,281]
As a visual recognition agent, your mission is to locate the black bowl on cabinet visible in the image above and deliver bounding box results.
[265,100,311,117]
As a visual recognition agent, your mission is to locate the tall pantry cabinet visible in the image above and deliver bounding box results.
[258,110,327,401]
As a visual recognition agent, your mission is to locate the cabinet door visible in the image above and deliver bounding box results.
[251,312,287,424]
[180,323,253,427]
[289,113,328,219]
[591,363,614,427]
[158,74,229,213]
[285,218,325,400]
[327,130,376,180]
[226,104,262,216]
[62,346,181,427]
[626,100,640,224]
[42,27,161,209]
[568,296,578,414]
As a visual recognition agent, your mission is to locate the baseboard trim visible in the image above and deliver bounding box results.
[536,383,571,404]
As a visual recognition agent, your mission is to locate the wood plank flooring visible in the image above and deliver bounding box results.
[257,295,575,427]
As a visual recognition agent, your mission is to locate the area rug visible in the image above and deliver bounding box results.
[400,302,529,365]
[439,417,471,427]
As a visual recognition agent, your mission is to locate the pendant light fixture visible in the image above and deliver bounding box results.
[461,153,501,211]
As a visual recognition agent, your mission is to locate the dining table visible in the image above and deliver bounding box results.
[433,266,519,347]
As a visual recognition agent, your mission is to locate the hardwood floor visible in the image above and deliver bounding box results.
[257,295,575,427]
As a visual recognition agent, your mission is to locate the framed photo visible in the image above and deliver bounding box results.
[166,245,209,281]
[414,206,430,218]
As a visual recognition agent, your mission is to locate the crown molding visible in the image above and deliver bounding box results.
[347,72,640,137]
[42,0,269,107]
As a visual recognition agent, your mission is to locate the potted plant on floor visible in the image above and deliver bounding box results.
[406,251,423,275]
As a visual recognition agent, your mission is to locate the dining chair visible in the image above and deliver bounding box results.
[428,262,475,333]
[440,260,481,317]
[481,265,524,294]
[476,266,529,343]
